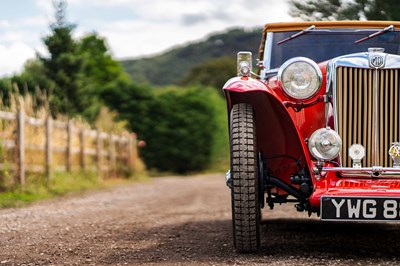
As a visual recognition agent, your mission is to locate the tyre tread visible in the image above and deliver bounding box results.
[230,103,260,253]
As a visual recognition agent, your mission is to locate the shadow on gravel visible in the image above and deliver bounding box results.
[102,218,400,264]
[262,218,400,261]
[101,220,236,264]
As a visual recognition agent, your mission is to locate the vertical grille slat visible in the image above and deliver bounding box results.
[384,71,390,165]
[357,68,362,144]
[379,70,384,166]
[395,71,399,147]
[389,70,394,163]
[336,67,400,167]
[343,69,348,166]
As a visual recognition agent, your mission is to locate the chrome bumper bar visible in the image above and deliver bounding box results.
[322,167,400,177]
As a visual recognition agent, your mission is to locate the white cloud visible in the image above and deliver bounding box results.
[17,16,49,27]
[0,0,292,76]
[0,42,36,77]
[34,0,54,14]
[97,0,292,59]
[68,0,133,6]
[0,20,10,28]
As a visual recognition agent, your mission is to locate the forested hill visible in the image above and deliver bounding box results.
[120,27,262,86]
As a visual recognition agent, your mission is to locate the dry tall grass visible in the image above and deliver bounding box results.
[0,84,144,190]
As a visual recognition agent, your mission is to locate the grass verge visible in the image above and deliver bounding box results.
[0,171,147,208]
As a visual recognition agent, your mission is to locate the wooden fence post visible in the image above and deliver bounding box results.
[96,130,102,175]
[16,109,25,187]
[127,134,133,169]
[66,121,72,172]
[45,116,53,182]
[0,110,139,184]
[109,134,116,177]
[80,129,86,170]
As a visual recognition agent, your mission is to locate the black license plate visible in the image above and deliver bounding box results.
[321,196,400,221]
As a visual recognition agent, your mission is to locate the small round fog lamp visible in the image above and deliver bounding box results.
[349,144,365,160]
[308,128,342,161]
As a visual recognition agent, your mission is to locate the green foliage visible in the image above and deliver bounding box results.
[120,28,261,86]
[76,33,129,121]
[180,56,236,92]
[99,77,154,137]
[40,0,83,117]
[100,79,229,173]
[9,59,53,93]
[289,0,400,21]
[0,2,235,175]
[78,34,125,84]
[1,3,129,123]
[207,94,229,172]
[0,59,53,107]
[139,86,226,173]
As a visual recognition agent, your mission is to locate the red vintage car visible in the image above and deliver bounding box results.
[224,21,400,252]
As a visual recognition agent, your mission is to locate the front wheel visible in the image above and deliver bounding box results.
[230,103,261,252]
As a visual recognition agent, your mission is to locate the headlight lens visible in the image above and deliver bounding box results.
[308,128,342,161]
[278,57,322,100]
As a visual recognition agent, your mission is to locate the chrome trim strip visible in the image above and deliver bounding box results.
[323,167,400,172]
[322,167,400,177]
[373,68,379,166]
[340,172,400,178]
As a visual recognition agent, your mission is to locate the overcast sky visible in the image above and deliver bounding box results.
[0,0,292,77]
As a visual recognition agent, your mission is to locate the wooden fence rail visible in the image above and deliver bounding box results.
[0,109,137,186]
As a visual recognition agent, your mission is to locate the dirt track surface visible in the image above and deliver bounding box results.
[0,174,400,265]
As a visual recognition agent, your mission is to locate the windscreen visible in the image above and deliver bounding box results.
[269,30,400,69]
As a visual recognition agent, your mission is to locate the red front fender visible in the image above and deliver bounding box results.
[223,77,315,187]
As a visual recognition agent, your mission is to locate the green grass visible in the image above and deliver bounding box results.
[0,171,147,208]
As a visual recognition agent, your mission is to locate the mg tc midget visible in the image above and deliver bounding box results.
[224,21,400,252]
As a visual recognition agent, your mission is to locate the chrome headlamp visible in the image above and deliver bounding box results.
[278,57,322,100]
[308,128,342,161]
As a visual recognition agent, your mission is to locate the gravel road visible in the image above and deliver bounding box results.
[0,174,399,265]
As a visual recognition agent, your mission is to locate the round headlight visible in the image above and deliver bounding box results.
[308,128,342,161]
[278,57,322,100]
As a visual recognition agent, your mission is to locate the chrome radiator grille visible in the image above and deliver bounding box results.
[336,66,400,167]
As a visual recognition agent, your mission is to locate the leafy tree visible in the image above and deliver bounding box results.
[101,81,227,173]
[180,56,236,92]
[13,59,54,92]
[99,77,154,137]
[139,86,224,173]
[76,33,129,121]
[78,33,126,85]
[289,0,400,21]
[0,59,53,106]
[40,0,83,117]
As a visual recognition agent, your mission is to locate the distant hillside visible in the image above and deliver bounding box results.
[120,27,263,86]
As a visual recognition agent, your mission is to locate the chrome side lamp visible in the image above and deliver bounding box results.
[389,142,400,168]
[349,144,365,168]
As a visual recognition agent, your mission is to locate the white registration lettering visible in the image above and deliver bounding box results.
[362,199,377,218]
[331,199,345,218]
[383,200,398,219]
[347,199,361,218]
